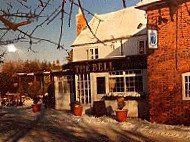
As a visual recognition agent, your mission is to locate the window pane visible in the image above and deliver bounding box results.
[85,90,88,103]
[116,71,123,75]
[85,81,87,88]
[77,74,91,104]
[97,77,106,94]
[90,49,93,54]
[139,41,144,54]
[135,76,143,92]
[129,70,134,74]
[95,55,98,59]
[95,48,98,54]
[134,70,142,74]
[58,82,63,93]
[185,76,190,98]
[95,48,98,59]
[126,76,143,93]
[90,49,94,59]
[109,77,124,92]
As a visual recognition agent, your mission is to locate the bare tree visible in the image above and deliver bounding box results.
[0,0,130,63]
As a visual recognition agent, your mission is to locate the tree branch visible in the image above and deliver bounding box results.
[77,0,106,46]
[122,0,126,8]
[0,15,31,31]
[57,0,66,49]
[68,0,74,27]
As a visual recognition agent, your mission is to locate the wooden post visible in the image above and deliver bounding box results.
[120,39,123,56]
[34,75,37,95]
[18,75,22,105]
[18,76,22,94]
[42,75,45,92]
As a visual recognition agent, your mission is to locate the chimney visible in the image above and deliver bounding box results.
[76,8,86,36]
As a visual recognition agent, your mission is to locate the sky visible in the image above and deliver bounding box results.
[0,0,140,64]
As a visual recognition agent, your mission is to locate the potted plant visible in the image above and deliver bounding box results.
[32,95,41,112]
[28,82,42,112]
[115,96,128,122]
[71,101,83,116]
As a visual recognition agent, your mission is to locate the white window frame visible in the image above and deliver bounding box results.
[109,69,144,96]
[76,74,91,104]
[87,48,99,60]
[182,72,190,100]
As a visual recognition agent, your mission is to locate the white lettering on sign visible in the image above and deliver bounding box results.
[74,62,114,74]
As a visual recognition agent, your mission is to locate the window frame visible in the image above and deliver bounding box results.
[109,70,144,95]
[57,76,74,94]
[76,74,91,104]
[182,72,190,100]
[87,48,99,60]
[138,40,147,54]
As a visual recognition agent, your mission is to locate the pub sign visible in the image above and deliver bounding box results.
[148,29,158,49]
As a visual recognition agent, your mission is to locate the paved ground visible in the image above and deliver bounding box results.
[0,106,190,142]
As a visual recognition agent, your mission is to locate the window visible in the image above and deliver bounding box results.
[77,74,91,104]
[97,77,106,94]
[64,76,74,94]
[138,40,147,54]
[57,76,74,94]
[109,70,143,95]
[90,49,94,59]
[58,82,63,93]
[182,73,190,100]
[109,77,124,92]
[126,76,143,92]
[109,71,123,75]
[95,48,98,59]
[88,48,99,59]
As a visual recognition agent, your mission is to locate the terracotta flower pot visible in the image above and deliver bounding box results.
[73,105,83,116]
[116,109,128,122]
[32,104,42,113]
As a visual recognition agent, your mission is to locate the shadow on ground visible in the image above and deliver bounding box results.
[0,107,155,142]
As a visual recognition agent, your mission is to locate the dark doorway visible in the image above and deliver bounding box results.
[97,77,106,94]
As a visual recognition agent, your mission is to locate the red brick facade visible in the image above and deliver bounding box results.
[147,1,190,125]
[76,14,86,36]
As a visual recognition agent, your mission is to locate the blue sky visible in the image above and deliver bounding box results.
[1,0,140,64]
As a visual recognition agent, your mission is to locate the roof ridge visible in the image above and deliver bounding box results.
[95,6,136,17]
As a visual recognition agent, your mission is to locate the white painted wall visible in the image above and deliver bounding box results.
[72,35,147,62]
[54,76,74,110]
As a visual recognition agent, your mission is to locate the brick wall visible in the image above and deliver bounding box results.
[147,1,190,125]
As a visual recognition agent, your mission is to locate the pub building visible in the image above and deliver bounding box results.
[54,6,149,118]
[136,0,190,125]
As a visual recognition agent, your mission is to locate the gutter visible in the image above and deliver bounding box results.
[71,33,146,47]
[135,0,167,10]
